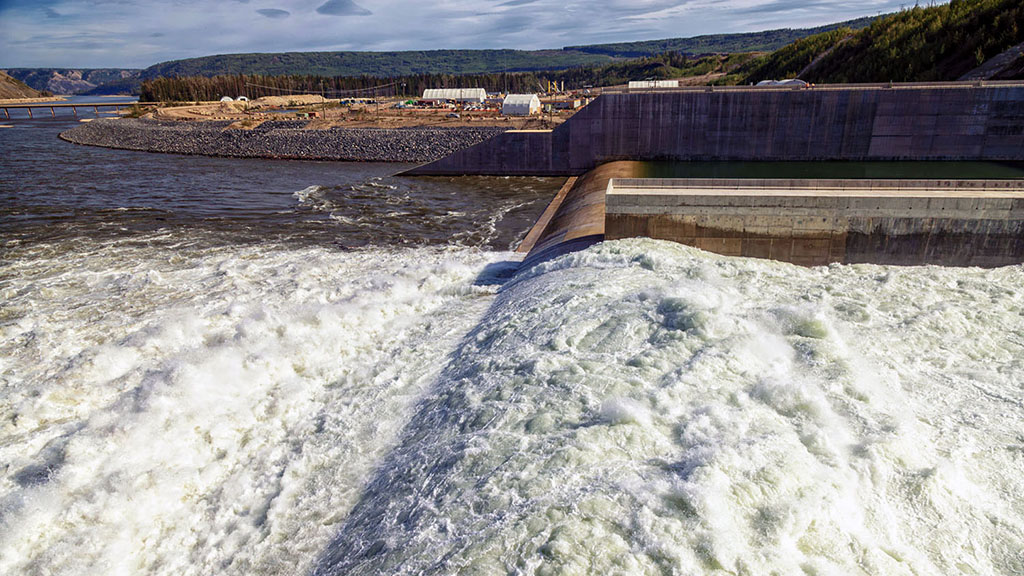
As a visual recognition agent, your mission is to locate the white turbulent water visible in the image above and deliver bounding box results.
[2,236,1023,575]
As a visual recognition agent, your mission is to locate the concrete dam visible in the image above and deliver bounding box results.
[407,83,1024,267]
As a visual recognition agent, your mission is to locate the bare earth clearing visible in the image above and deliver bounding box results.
[145,94,569,130]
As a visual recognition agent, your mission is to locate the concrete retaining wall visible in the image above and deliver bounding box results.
[406,84,1024,176]
[606,178,1024,267]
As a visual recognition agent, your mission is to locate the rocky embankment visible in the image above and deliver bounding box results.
[59,118,507,162]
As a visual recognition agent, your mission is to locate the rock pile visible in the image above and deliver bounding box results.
[59,118,507,163]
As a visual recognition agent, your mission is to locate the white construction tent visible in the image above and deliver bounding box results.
[628,80,678,89]
[502,94,541,116]
[421,88,487,104]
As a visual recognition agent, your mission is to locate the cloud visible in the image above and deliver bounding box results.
[316,0,372,16]
[256,8,289,19]
[42,7,61,18]
[0,0,913,68]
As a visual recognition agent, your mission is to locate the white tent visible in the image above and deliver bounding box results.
[502,94,541,116]
[756,79,808,87]
[421,88,487,103]
[219,96,234,102]
[628,80,678,89]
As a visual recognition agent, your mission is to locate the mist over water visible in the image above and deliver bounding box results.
[2,118,1023,575]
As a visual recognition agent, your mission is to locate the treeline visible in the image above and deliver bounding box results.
[140,73,553,102]
[138,52,754,102]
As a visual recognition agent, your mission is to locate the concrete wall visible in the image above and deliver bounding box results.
[606,178,1024,267]
[519,162,643,268]
[405,84,1024,176]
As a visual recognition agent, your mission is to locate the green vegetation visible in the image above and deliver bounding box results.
[122,104,155,118]
[715,28,856,85]
[723,0,1024,84]
[140,50,617,80]
[565,17,875,57]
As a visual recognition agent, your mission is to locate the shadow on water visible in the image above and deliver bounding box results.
[309,257,544,575]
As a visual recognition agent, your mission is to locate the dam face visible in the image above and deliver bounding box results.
[406,84,1024,176]
[406,83,1024,268]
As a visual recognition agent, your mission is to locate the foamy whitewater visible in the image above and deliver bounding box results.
[1,234,1023,575]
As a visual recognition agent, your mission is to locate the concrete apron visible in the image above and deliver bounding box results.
[521,162,1024,269]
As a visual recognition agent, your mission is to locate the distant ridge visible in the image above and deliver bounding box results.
[6,68,141,95]
[138,18,881,80]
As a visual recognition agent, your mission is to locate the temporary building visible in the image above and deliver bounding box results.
[628,80,678,89]
[236,96,249,101]
[220,96,234,102]
[502,94,541,116]
[756,79,808,87]
[421,88,487,104]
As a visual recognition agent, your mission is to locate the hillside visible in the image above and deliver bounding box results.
[140,50,616,80]
[0,70,44,99]
[564,17,876,58]
[6,68,141,95]
[139,20,879,80]
[726,0,1024,84]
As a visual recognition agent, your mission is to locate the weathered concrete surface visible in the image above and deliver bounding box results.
[519,162,642,268]
[606,178,1024,267]
[406,83,1024,176]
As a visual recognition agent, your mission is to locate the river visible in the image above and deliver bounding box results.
[1,113,1022,575]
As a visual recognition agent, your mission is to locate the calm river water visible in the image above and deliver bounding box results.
[1,113,1022,575]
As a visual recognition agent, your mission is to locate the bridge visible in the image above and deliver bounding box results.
[1,101,137,119]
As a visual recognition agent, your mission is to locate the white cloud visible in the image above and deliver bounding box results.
[0,0,919,68]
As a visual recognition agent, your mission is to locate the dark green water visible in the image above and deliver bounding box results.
[636,160,1024,179]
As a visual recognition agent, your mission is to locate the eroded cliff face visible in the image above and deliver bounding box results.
[0,71,43,99]
[5,68,140,95]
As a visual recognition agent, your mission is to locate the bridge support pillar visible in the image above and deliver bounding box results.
[27,108,32,119]
[50,107,55,118]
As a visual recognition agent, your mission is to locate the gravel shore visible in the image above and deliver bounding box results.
[59,118,507,162]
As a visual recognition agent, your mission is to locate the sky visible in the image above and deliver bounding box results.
[0,0,919,69]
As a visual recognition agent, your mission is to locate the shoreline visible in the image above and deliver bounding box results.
[0,96,67,104]
[59,118,507,163]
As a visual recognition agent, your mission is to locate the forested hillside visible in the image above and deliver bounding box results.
[565,17,874,58]
[726,0,1024,84]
